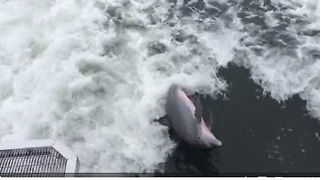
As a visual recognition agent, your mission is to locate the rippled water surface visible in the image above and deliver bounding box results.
[0,0,320,175]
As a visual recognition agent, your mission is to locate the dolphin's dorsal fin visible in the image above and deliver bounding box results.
[202,107,214,130]
[193,94,214,130]
[194,107,202,123]
[193,95,203,124]
[157,115,170,127]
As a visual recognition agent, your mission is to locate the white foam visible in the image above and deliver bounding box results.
[4,0,320,173]
[0,0,232,173]
[240,0,320,120]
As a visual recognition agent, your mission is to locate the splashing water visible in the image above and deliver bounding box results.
[0,0,231,172]
[0,0,320,173]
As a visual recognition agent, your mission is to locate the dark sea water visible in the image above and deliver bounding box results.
[1,0,320,175]
[161,64,320,176]
[159,0,320,176]
[214,65,320,175]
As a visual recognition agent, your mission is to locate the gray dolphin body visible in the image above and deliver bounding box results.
[160,84,222,149]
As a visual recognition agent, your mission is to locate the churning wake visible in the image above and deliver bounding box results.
[0,0,319,173]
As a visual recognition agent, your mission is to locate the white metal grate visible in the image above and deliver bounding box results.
[0,140,79,177]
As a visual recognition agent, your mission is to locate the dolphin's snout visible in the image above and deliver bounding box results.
[210,134,222,147]
[212,139,222,147]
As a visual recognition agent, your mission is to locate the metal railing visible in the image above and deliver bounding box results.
[0,140,79,177]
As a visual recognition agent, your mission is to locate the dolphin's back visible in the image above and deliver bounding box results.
[165,84,199,143]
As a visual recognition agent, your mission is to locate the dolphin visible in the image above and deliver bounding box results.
[158,84,222,149]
